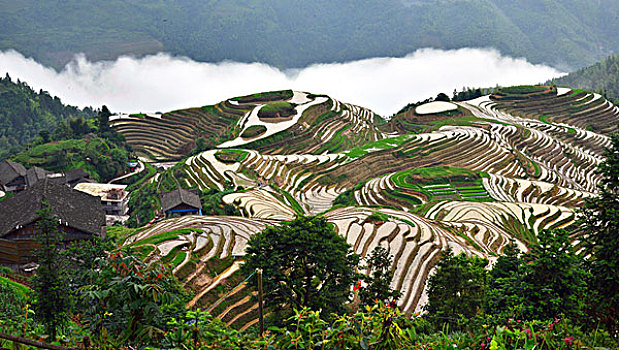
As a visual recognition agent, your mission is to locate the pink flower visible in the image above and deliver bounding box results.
[525,328,532,339]
[480,343,486,348]
[554,318,561,324]
[563,336,574,346]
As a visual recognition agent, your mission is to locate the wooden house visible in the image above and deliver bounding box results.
[0,179,106,266]
[160,189,202,217]
[0,160,27,193]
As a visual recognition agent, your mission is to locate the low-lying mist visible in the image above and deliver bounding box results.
[0,48,563,116]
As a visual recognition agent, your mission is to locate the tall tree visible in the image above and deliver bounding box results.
[424,248,488,329]
[32,200,71,341]
[358,246,401,307]
[242,216,360,316]
[486,240,526,321]
[97,105,111,135]
[521,229,588,322]
[580,132,619,333]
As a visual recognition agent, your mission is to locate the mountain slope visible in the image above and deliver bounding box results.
[2,0,619,70]
[118,86,618,329]
[0,74,95,160]
[554,53,619,104]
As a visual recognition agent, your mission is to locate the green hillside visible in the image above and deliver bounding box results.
[554,53,619,103]
[1,0,619,70]
[0,74,95,160]
[2,85,619,349]
[109,85,619,337]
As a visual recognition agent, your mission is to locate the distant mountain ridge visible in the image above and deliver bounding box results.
[1,0,618,70]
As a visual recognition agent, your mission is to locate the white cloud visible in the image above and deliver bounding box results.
[0,48,563,116]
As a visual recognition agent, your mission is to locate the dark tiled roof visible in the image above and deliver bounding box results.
[0,179,105,237]
[0,160,27,185]
[26,166,50,187]
[160,188,202,212]
[65,169,91,183]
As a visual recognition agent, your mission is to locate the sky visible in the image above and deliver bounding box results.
[0,48,564,116]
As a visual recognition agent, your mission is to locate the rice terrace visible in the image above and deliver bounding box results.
[106,85,618,330]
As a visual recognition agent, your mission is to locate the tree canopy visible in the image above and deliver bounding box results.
[580,132,619,333]
[242,216,359,316]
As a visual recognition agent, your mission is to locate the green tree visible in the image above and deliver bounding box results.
[580,132,619,333]
[194,137,212,154]
[127,182,158,227]
[486,240,525,321]
[242,216,360,316]
[32,201,71,340]
[69,116,91,136]
[358,246,401,307]
[97,105,111,135]
[62,236,115,315]
[521,229,588,322]
[424,248,488,329]
[435,92,451,102]
[38,129,50,143]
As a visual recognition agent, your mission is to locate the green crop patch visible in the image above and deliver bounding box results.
[215,149,249,163]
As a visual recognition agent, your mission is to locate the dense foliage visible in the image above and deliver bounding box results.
[127,182,158,227]
[358,246,401,307]
[426,230,589,330]
[200,188,241,217]
[3,1,619,70]
[242,216,360,317]
[12,136,129,182]
[580,132,619,334]
[80,248,187,345]
[555,53,619,103]
[0,74,95,160]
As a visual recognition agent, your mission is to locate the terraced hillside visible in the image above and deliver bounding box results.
[112,90,386,161]
[122,86,617,329]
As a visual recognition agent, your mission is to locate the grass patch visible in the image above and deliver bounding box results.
[107,225,140,244]
[258,101,296,119]
[130,228,199,247]
[241,125,267,138]
[231,90,293,103]
[499,85,549,95]
[0,276,30,299]
[405,166,480,184]
[171,252,187,267]
[215,149,249,163]
[280,189,305,215]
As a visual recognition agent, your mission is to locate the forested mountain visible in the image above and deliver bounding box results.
[0,74,95,160]
[1,0,618,70]
[554,53,619,103]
